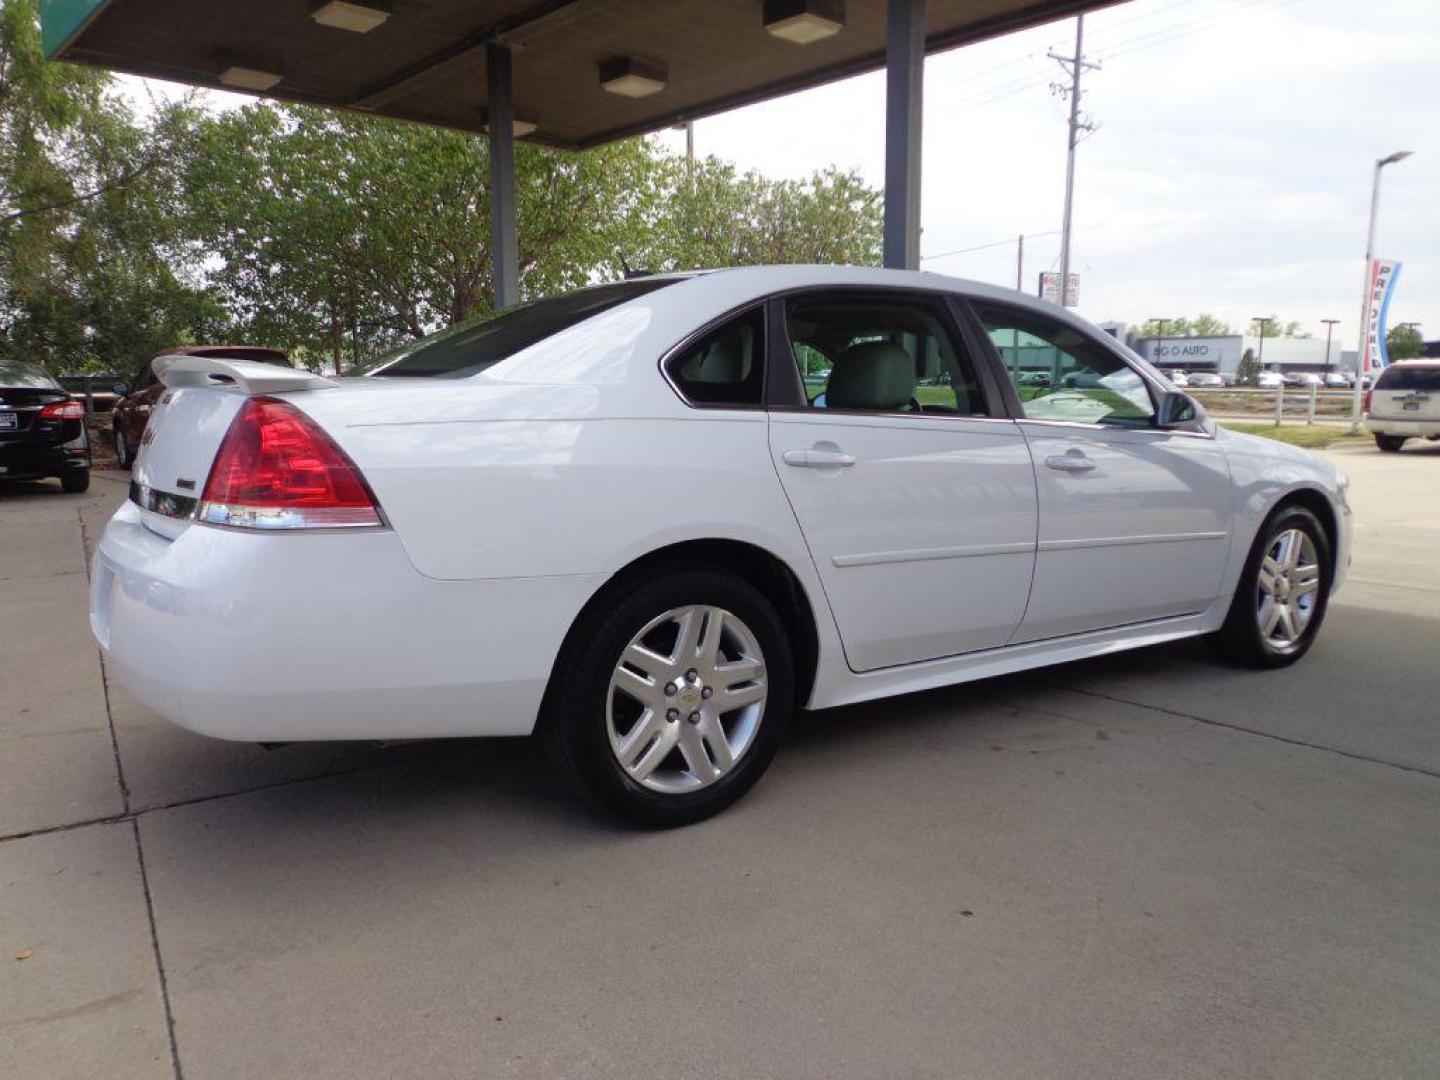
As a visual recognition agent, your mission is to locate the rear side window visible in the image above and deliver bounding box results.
[664,307,766,407]
[1375,365,1440,391]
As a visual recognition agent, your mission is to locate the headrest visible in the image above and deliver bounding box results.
[825,341,915,411]
[700,337,747,383]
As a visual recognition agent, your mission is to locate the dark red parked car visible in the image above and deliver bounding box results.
[112,345,289,468]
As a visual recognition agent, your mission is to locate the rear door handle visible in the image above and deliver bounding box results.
[783,449,856,468]
[1044,451,1096,473]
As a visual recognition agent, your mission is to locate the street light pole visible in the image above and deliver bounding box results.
[1151,317,1173,370]
[1253,316,1274,373]
[1351,150,1413,431]
[1321,318,1339,376]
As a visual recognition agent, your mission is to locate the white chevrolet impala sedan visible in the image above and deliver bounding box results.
[92,267,1351,825]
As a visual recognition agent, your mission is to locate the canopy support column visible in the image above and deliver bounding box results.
[487,42,519,309]
[883,0,925,270]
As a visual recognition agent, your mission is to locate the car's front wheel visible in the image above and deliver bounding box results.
[542,567,793,827]
[1375,433,1407,453]
[1207,505,1332,668]
[114,425,134,468]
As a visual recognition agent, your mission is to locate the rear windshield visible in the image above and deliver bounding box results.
[0,362,59,389]
[365,279,678,379]
[1374,365,1440,391]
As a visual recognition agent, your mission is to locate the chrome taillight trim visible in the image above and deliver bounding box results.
[195,501,385,530]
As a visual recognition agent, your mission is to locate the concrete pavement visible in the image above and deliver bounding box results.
[2,444,1438,1079]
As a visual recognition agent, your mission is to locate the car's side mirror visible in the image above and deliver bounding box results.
[113,382,130,397]
[1156,390,1198,428]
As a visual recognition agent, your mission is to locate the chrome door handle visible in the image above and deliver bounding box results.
[783,449,856,468]
[1044,452,1096,473]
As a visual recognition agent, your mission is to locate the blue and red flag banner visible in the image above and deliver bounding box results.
[1362,259,1402,373]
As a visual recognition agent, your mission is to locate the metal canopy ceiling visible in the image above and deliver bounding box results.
[45,0,1116,149]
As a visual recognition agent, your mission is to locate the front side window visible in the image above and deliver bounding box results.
[977,305,1154,427]
[785,293,991,416]
[664,307,765,407]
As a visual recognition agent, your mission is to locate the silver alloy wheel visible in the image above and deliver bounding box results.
[606,604,767,795]
[1255,527,1321,652]
[115,429,127,465]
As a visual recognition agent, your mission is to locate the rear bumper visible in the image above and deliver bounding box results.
[0,439,88,478]
[1365,417,1440,437]
[91,500,604,741]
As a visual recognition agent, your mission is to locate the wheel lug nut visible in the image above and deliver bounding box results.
[664,682,676,696]
[666,709,678,722]
[701,687,713,699]
[688,711,700,724]
[686,669,698,682]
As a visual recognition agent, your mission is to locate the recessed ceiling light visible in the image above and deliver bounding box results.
[599,57,667,99]
[763,0,845,45]
[481,110,539,138]
[218,64,283,91]
[310,1,391,33]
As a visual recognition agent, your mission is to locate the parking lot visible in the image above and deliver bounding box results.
[3,442,1438,1080]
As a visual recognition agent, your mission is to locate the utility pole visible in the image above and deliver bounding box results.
[1049,17,1099,308]
[1015,234,1024,291]
[1320,318,1339,374]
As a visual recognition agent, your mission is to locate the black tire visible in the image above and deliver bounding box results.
[1374,433,1406,453]
[541,566,793,827]
[114,425,134,468]
[60,469,90,494]
[1207,504,1332,669]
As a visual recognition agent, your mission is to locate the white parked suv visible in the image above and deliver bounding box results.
[1366,361,1440,451]
[91,267,1351,825]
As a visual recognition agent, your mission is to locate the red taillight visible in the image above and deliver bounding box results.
[198,397,382,529]
[38,400,84,422]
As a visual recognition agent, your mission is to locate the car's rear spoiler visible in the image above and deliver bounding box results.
[153,354,338,395]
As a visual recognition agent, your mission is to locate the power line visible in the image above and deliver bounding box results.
[921,228,1061,262]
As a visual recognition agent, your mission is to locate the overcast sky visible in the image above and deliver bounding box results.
[651,0,1435,342]
[126,0,1435,343]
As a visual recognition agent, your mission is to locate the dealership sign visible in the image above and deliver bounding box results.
[1361,258,1402,373]
[1135,335,1243,372]
[1038,272,1078,307]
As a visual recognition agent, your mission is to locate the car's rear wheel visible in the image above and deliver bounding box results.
[1207,505,1331,668]
[542,567,792,827]
[60,469,89,494]
[114,426,134,468]
[1375,433,1406,453]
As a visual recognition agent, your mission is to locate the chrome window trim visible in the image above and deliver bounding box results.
[1017,417,1215,440]
[769,405,1019,426]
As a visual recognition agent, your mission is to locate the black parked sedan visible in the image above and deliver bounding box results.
[0,361,90,493]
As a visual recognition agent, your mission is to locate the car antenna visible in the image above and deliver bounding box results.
[618,253,652,280]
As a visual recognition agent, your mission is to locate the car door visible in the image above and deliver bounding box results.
[968,300,1233,643]
[767,289,1037,672]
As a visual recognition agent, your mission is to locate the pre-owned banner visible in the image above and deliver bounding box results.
[1361,258,1402,373]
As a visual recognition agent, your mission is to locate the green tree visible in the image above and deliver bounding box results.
[1235,348,1260,386]
[1135,314,1235,338]
[1386,323,1423,361]
[1250,317,1309,339]
[0,0,220,373]
[188,107,883,368]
